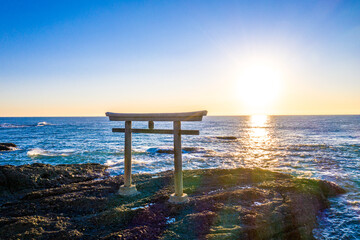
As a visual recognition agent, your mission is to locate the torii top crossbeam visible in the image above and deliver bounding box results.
[106,110,208,121]
[106,110,207,204]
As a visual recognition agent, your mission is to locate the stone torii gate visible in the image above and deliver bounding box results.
[105,110,207,203]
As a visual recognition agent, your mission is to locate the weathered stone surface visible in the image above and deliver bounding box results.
[0,163,109,204]
[0,143,17,151]
[0,165,345,240]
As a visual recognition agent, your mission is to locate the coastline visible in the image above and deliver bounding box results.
[0,163,345,240]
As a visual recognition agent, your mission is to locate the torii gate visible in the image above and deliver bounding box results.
[106,110,207,203]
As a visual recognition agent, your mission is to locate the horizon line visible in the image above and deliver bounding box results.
[1,113,360,118]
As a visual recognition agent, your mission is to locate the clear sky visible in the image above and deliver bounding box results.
[1,0,359,116]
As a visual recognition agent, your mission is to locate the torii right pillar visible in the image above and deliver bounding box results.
[169,121,188,203]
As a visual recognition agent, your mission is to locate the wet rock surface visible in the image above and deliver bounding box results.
[0,143,17,151]
[0,165,345,240]
[215,136,237,140]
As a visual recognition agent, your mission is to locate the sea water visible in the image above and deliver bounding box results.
[0,115,359,239]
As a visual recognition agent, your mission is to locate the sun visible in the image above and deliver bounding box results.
[236,61,283,114]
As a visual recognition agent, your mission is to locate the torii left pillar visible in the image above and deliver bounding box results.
[117,121,139,196]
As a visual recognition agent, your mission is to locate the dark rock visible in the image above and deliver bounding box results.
[182,147,203,153]
[154,149,173,154]
[216,136,237,140]
[0,165,345,240]
[148,147,204,154]
[0,163,109,204]
[0,143,17,151]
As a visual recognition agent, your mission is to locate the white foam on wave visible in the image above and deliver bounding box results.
[105,159,122,166]
[27,148,76,157]
[36,122,53,127]
[7,146,19,151]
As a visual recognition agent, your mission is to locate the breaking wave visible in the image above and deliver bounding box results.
[36,122,53,127]
[27,148,76,157]
[0,122,53,128]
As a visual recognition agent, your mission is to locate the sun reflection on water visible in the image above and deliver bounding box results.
[240,115,278,168]
[249,115,269,142]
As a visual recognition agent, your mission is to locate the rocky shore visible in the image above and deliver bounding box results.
[0,164,345,240]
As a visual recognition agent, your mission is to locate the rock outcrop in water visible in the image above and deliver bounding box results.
[0,143,17,151]
[147,147,204,154]
[0,164,345,240]
[215,136,237,140]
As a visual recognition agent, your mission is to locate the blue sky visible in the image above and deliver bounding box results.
[1,0,360,116]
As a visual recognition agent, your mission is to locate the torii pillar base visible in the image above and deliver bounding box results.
[117,184,139,196]
[169,193,189,204]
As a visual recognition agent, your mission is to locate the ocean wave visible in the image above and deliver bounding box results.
[0,123,29,128]
[286,144,333,152]
[0,122,53,128]
[27,148,76,157]
[36,122,53,127]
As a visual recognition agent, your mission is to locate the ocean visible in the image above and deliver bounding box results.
[1,115,359,239]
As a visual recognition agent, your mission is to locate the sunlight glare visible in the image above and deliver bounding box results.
[250,114,268,127]
[237,61,283,114]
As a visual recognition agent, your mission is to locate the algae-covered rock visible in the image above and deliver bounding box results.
[0,165,345,240]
